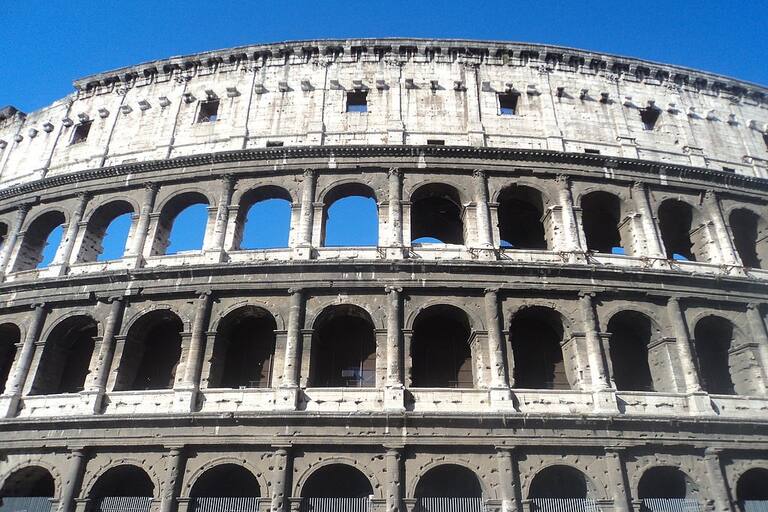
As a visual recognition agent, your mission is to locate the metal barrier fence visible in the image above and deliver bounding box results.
[413,497,485,512]
[738,501,768,512]
[0,497,53,512]
[92,496,152,512]
[640,498,701,512]
[190,497,261,512]
[530,498,599,512]
[299,498,370,512]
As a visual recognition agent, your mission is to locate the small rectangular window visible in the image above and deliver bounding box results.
[722,167,735,173]
[70,121,92,145]
[266,141,284,147]
[197,100,219,123]
[640,107,660,130]
[427,139,445,146]
[584,148,600,155]
[498,92,520,116]
[346,90,368,113]
[763,133,768,150]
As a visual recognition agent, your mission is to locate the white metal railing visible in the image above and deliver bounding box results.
[530,498,599,512]
[92,496,152,512]
[0,497,53,512]
[299,498,370,512]
[190,497,261,512]
[414,498,485,512]
[640,498,701,512]
[739,501,768,512]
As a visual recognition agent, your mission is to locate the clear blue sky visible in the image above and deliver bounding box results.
[12,0,766,263]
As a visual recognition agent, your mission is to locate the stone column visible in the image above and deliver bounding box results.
[58,448,88,512]
[175,291,212,412]
[579,293,609,390]
[667,297,702,393]
[0,303,47,417]
[387,168,405,258]
[473,170,494,248]
[159,447,184,512]
[703,448,733,512]
[556,175,582,252]
[270,446,291,512]
[295,169,317,258]
[703,190,740,266]
[84,297,125,413]
[51,192,90,275]
[496,448,522,512]
[631,182,666,258]
[206,175,235,262]
[746,304,768,387]
[385,287,405,410]
[277,289,303,410]
[484,289,511,403]
[385,446,403,512]
[128,182,159,265]
[604,448,631,512]
[0,203,30,276]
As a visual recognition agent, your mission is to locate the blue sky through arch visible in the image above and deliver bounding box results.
[167,204,208,254]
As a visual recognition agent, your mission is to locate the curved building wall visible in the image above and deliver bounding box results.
[0,39,767,512]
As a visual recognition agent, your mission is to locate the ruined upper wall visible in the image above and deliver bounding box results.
[1,38,767,189]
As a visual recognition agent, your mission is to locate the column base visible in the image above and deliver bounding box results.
[546,136,565,152]
[292,246,313,260]
[80,390,105,414]
[204,249,228,264]
[275,387,299,411]
[470,247,498,261]
[173,388,198,413]
[489,387,515,411]
[593,388,619,413]
[384,386,405,412]
[0,394,20,418]
[385,246,409,259]
[688,391,716,415]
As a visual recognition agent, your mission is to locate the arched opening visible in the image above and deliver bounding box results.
[694,316,735,395]
[89,465,153,512]
[236,186,292,250]
[411,305,473,388]
[13,211,65,271]
[190,464,260,512]
[730,209,768,269]
[78,201,134,262]
[658,200,699,261]
[415,464,483,502]
[411,184,464,245]
[114,310,183,391]
[0,323,20,394]
[152,193,209,256]
[638,467,698,512]
[208,306,276,389]
[736,468,768,512]
[310,305,376,388]
[509,307,568,390]
[581,191,625,254]
[30,316,97,395]
[608,311,654,391]
[529,465,591,512]
[322,183,378,247]
[497,186,547,249]
[0,223,8,253]
[0,465,54,512]
[301,463,373,512]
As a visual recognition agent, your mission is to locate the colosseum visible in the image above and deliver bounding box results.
[0,37,767,512]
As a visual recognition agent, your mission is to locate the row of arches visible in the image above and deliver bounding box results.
[2,462,766,511]
[0,302,757,397]
[5,179,767,272]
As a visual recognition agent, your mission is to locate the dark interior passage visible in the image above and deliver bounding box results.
[581,191,623,253]
[414,465,483,498]
[529,465,587,499]
[658,200,696,261]
[311,305,376,387]
[497,186,547,249]
[638,467,688,499]
[608,311,654,391]
[0,323,20,394]
[737,468,768,502]
[190,464,260,497]
[411,305,473,388]
[301,464,373,498]
[730,209,766,269]
[210,307,276,389]
[31,316,97,395]
[694,316,735,395]
[411,184,464,244]
[0,466,55,497]
[509,307,568,389]
[90,465,154,497]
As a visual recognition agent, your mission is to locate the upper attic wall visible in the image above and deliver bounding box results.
[0,38,766,189]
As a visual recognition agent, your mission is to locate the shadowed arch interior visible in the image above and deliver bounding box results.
[78,200,134,262]
[0,466,55,497]
[114,310,183,391]
[638,467,689,499]
[694,315,735,395]
[411,304,473,388]
[658,199,697,261]
[236,186,292,250]
[729,208,767,269]
[414,464,483,498]
[14,210,66,271]
[152,192,209,256]
[581,191,624,253]
[411,184,464,244]
[310,305,376,387]
[608,311,654,391]
[209,306,276,389]
[322,182,378,247]
[90,465,154,497]
[509,307,568,389]
[737,468,768,502]
[0,323,20,394]
[301,464,373,498]
[529,465,587,499]
[190,464,260,497]
[497,185,547,249]
[0,222,7,251]
[30,315,97,395]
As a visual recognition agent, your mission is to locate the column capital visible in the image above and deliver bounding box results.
[473,168,487,179]
[556,173,571,186]
[704,447,723,458]
[747,302,763,312]
[604,446,626,456]
[484,286,501,296]
[631,180,647,191]
[287,287,304,296]
[385,285,403,294]
[388,167,402,177]
[76,191,92,202]
[97,295,126,305]
[195,289,213,299]
[220,173,235,185]
[667,296,682,306]
[17,202,33,214]
[578,291,596,300]
[302,168,317,178]
[164,445,186,455]
[144,181,160,192]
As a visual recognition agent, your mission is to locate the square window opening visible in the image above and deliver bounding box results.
[346,90,368,113]
[427,139,445,146]
[722,167,735,173]
[763,133,768,150]
[70,121,92,145]
[197,100,220,123]
[640,107,660,130]
[584,148,600,155]
[266,140,284,147]
[498,92,519,116]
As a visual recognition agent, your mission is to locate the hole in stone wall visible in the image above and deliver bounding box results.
[236,186,292,250]
[14,211,65,272]
[729,208,767,269]
[115,310,183,391]
[415,465,483,498]
[30,315,97,395]
[584,148,601,155]
[509,307,568,389]
[311,305,376,387]
[737,468,768,503]
[90,465,154,498]
[638,467,688,499]
[763,133,768,150]
[498,92,520,116]
[78,200,134,263]
[153,192,209,256]
[658,199,696,261]
[70,121,92,145]
[197,100,219,123]
[411,304,473,388]
[608,311,654,391]
[0,466,55,497]
[0,323,19,394]
[640,107,661,130]
[190,464,261,497]
[322,183,378,247]
[694,315,735,395]
[0,222,7,252]
[301,464,373,498]
[581,191,624,254]
[529,465,587,499]
[346,90,368,113]
[266,140,284,147]
[210,306,276,389]
[497,186,547,249]
[426,139,445,145]
[411,184,464,245]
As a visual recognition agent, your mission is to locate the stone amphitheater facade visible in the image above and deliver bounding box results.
[1,38,768,512]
